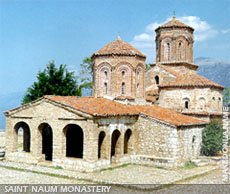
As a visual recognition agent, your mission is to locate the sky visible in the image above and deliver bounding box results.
[0,0,229,96]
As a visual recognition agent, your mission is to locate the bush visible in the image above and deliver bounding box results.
[182,160,197,169]
[201,121,223,156]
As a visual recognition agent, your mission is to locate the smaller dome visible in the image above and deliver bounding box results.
[155,16,194,32]
[92,37,146,58]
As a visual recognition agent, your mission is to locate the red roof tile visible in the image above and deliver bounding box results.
[159,71,224,89]
[45,96,137,117]
[131,105,207,127]
[45,96,207,127]
[156,17,194,31]
[92,38,146,58]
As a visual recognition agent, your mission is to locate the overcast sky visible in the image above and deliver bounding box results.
[0,0,229,96]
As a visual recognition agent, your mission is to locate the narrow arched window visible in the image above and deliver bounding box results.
[137,69,140,79]
[185,101,189,109]
[104,70,108,78]
[167,43,170,61]
[121,82,125,95]
[122,70,125,77]
[155,76,159,85]
[178,42,182,60]
[104,82,108,94]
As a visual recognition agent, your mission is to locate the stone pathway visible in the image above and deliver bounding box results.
[0,161,220,185]
[0,161,230,193]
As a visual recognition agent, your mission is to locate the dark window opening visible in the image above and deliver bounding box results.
[185,101,189,109]
[155,76,160,85]
[121,82,125,95]
[122,70,125,77]
[104,82,108,94]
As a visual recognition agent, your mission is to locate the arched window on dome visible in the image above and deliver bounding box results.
[185,101,189,109]
[183,98,190,110]
[199,97,206,110]
[104,82,108,95]
[178,42,182,60]
[166,42,171,61]
[104,70,108,78]
[121,82,125,95]
[155,76,160,85]
[122,70,125,77]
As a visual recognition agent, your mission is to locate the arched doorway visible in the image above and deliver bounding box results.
[14,122,31,152]
[124,129,132,154]
[111,130,121,157]
[98,131,106,159]
[39,123,53,161]
[64,124,83,158]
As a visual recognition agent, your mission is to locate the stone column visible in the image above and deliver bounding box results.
[5,118,16,153]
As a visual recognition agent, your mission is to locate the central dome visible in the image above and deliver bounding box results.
[92,37,146,58]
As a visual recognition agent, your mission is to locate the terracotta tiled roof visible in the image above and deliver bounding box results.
[45,96,137,117]
[92,38,146,58]
[156,17,194,31]
[131,105,207,127]
[159,71,224,89]
[44,96,207,127]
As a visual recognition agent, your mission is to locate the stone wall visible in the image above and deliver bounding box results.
[177,126,203,162]
[93,55,146,100]
[135,116,180,161]
[145,65,176,92]
[159,87,223,114]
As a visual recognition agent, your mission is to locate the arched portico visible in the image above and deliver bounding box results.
[14,122,31,152]
[111,129,121,158]
[63,124,84,158]
[38,123,53,161]
[124,129,132,154]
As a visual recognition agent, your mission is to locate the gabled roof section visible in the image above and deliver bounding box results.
[45,96,138,117]
[155,16,194,31]
[159,71,224,90]
[5,96,208,127]
[92,37,146,58]
[131,105,207,127]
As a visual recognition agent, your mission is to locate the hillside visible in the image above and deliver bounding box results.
[196,57,230,88]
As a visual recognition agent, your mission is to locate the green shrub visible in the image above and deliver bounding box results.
[182,160,197,169]
[201,121,223,156]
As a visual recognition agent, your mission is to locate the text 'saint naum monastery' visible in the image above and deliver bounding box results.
[5,17,224,171]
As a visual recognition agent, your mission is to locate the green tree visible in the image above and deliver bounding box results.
[201,121,223,156]
[223,88,230,106]
[145,63,152,71]
[79,57,93,95]
[22,61,81,104]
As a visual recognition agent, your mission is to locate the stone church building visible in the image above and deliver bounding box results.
[4,17,224,171]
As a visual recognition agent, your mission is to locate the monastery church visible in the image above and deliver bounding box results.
[4,17,224,171]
